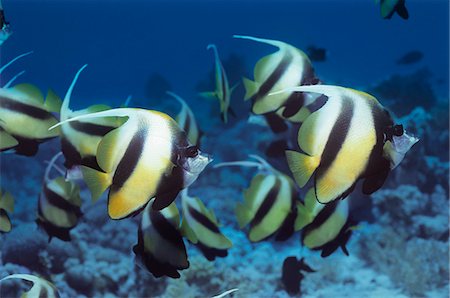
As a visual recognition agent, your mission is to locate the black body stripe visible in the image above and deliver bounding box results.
[150,210,185,248]
[69,121,116,137]
[0,96,52,120]
[316,98,354,179]
[183,113,191,136]
[43,185,82,216]
[304,200,339,233]
[250,179,281,227]
[188,206,220,233]
[282,92,305,118]
[255,52,293,100]
[112,127,147,188]
[39,286,49,298]
[196,241,227,261]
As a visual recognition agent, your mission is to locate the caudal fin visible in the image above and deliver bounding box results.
[285,150,320,188]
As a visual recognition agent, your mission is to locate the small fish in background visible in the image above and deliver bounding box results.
[306,45,327,62]
[133,198,189,278]
[167,91,203,147]
[36,152,83,242]
[233,35,320,124]
[214,155,297,242]
[380,0,409,20]
[58,65,123,172]
[0,188,14,233]
[281,257,315,295]
[51,106,212,219]
[200,44,237,123]
[0,274,60,298]
[0,0,12,46]
[0,52,62,156]
[273,85,418,204]
[180,189,232,261]
[296,189,357,257]
[396,50,423,65]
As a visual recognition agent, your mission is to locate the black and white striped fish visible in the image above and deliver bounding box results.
[234,35,320,123]
[214,155,297,242]
[201,44,236,123]
[36,153,82,242]
[180,189,232,261]
[0,188,14,233]
[0,53,61,156]
[0,274,60,298]
[51,107,211,219]
[167,91,202,147]
[297,189,355,257]
[59,65,123,171]
[133,199,189,278]
[279,85,418,204]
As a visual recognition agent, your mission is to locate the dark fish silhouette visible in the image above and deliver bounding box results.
[380,0,409,20]
[281,257,316,295]
[306,46,327,62]
[397,51,423,65]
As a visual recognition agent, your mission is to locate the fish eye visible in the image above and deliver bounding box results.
[393,124,404,136]
[185,146,199,158]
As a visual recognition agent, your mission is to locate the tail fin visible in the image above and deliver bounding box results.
[242,77,260,100]
[285,150,320,188]
[81,166,111,202]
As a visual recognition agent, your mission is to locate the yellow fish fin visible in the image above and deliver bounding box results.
[81,166,111,202]
[0,131,18,150]
[180,217,198,244]
[235,202,252,229]
[285,150,320,188]
[44,89,62,113]
[0,211,12,232]
[242,77,260,101]
[0,190,14,213]
[11,83,44,104]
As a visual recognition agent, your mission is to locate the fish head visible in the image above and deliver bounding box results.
[383,124,419,169]
[177,145,212,187]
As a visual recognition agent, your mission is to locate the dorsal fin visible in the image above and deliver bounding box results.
[0,51,33,75]
[61,64,88,120]
[233,35,287,50]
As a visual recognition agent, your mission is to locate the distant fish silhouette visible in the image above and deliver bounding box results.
[380,0,409,20]
[281,257,316,295]
[306,45,327,62]
[397,50,423,65]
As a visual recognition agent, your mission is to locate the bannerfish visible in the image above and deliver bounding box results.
[0,53,62,156]
[0,0,12,46]
[396,50,423,65]
[167,91,202,147]
[180,189,232,261]
[276,85,418,204]
[380,0,409,20]
[306,45,327,62]
[50,107,212,219]
[133,198,189,278]
[297,189,356,257]
[0,274,60,298]
[233,35,320,124]
[0,188,14,233]
[59,65,123,171]
[36,153,82,242]
[214,155,297,242]
[281,257,315,295]
[201,44,237,123]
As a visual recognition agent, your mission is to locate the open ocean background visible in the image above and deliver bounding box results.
[0,0,449,297]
